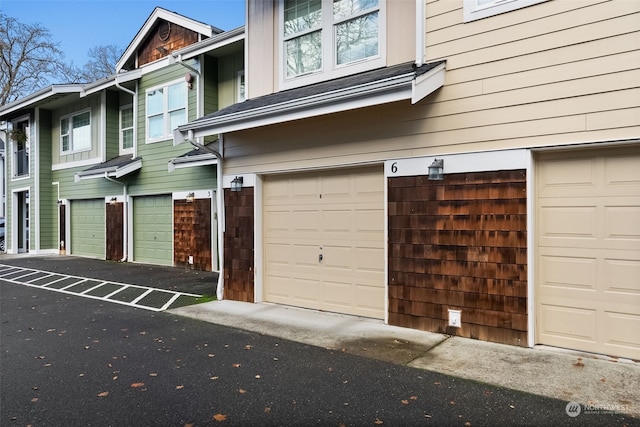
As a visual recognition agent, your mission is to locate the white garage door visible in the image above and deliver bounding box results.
[536,147,640,359]
[264,167,385,319]
[71,199,105,259]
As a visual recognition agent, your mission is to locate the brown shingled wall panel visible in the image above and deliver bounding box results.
[388,170,528,346]
[223,187,255,303]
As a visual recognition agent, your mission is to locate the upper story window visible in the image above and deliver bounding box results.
[120,104,134,153]
[463,0,548,22]
[237,71,246,102]
[61,109,91,153]
[281,0,384,88]
[146,80,187,143]
[11,116,30,178]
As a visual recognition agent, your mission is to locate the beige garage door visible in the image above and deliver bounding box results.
[536,147,640,359]
[264,167,385,319]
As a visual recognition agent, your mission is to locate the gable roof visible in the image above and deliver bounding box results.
[117,7,223,72]
[175,61,446,141]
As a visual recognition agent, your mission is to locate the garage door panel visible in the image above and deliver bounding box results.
[264,167,384,319]
[133,195,172,266]
[537,147,640,359]
[604,258,640,293]
[71,199,105,258]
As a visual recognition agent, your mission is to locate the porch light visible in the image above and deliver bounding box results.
[230,176,243,192]
[109,197,118,205]
[428,158,444,180]
[186,192,195,203]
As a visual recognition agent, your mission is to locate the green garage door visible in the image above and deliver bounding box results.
[71,199,105,259]
[133,195,173,266]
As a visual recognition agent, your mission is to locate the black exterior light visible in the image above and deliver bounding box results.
[230,176,244,192]
[428,158,444,180]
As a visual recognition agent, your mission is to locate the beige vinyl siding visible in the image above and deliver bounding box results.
[52,94,103,165]
[420,0,639,151]
[227,0,639,173]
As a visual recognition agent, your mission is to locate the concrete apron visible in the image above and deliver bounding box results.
[170,300,640,418]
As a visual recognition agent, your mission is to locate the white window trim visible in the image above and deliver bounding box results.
[11,115,30,179]
[278,0,386,91]
[237,70,246,103]
[463,0,548,22]
[145,78,188,144]
[59,108,92,155]
[119,103,134,154]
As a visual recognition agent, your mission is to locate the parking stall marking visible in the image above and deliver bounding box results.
[0,264,202,311]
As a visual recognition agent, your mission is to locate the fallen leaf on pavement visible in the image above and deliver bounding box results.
[176,385,184,390]
[239,389,246,394]
[374,418,383,425]
[401,400,409,405]
[410,396,418,401]
[213,413,227,422]
[98,391,109,397]
[149,373,158,377]
[131,382,145,388]
[210,376,219,380]
[232,363,241,368]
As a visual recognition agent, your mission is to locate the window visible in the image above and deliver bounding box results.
[463,0,548,22]
[61,110,91,153]
[120,105,134,152]
[237,71,246,102]
[11,116,30,177]
[281,0,384,86]
[146,80,187,142]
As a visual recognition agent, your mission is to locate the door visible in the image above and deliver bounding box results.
[263,167,385,319]
[133,195,173,266]
[71,199,105,258]
[536,147,640,359]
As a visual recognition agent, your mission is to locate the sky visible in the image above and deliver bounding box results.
[0,0,245,67]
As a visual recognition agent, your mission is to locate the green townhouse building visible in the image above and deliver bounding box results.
[0,7,244,274]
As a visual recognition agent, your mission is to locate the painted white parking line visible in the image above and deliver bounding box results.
[0,264,202,312]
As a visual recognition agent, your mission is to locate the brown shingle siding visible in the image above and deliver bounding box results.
[388,169,528,346]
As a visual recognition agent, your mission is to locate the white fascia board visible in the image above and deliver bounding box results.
[181,73,415,139]
[412,62,446,104]
[115,158,142,178]
[173,27,245,60]
[168,156,218,172]
[81,69,142,97]
[0,85,83,116]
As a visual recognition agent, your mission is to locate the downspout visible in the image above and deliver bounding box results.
[186,130,225,301]
[104,174,128,262]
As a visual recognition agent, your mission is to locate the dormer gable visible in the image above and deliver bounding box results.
[117,7,223,71]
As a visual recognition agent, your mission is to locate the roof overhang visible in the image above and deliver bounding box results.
[74,157,142,182]
[0,85,84,117]
[175,61,445,142]
[168,151,218,172]
[81,69,142,97]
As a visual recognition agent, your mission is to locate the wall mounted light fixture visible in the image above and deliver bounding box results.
[109,197,118,205]
[186,192,195,203]
[428,158,444,180]
[230,176,244,192]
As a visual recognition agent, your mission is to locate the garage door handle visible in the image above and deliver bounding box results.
[319,254,323,262]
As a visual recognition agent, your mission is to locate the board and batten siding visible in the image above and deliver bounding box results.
[37,111,58,250]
